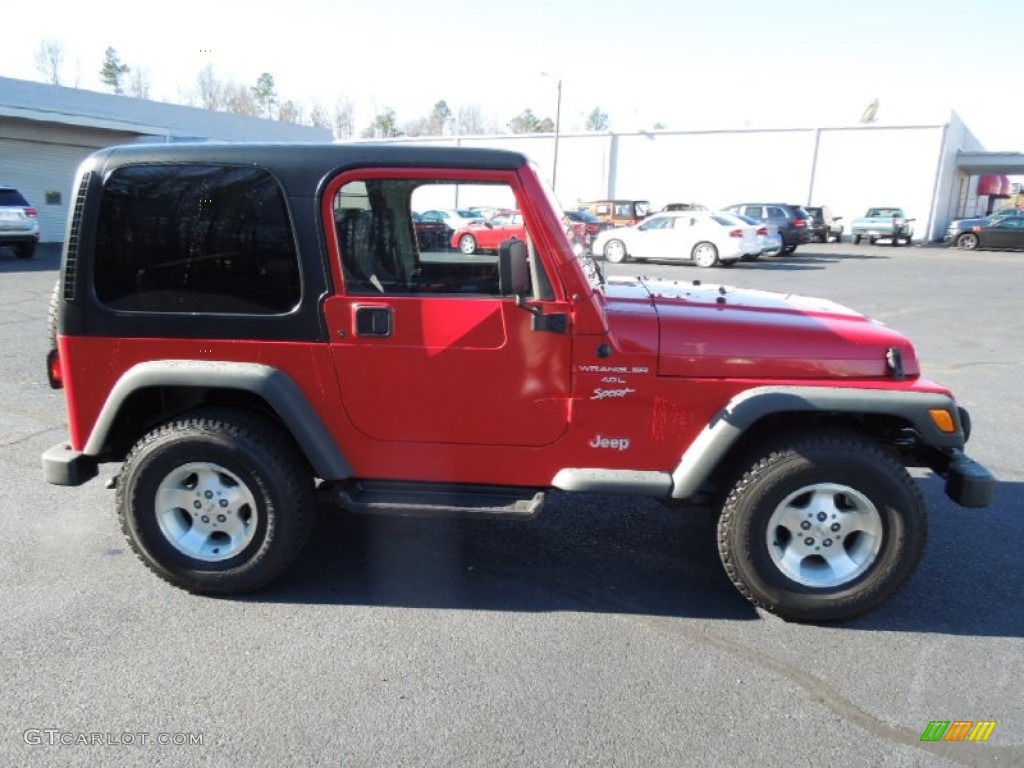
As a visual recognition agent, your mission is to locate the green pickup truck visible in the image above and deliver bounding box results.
[851,207,914,246]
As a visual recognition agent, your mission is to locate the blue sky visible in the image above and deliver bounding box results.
[3,0,1021,149]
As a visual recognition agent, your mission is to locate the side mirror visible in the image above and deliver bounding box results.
[498,238,530,296]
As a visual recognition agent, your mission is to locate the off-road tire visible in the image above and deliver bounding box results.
[47,279,60,352]
[117,408,315,595]
[717,430,926,623]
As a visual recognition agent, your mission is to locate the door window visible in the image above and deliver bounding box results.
[332,179,546,297]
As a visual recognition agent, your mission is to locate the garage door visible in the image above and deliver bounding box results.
[0,138,102,243]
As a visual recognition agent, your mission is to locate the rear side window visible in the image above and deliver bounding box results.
[94,164,300,314]
[0,189,30,206]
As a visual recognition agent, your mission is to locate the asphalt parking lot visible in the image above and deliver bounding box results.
[0,241,1021,768]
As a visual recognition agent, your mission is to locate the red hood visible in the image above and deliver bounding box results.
[602,276,919,380]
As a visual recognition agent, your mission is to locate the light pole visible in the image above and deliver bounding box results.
[541,72,562,194]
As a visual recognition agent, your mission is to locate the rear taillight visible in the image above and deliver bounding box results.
[793,218,807,228]
[47,349,63,389]
[25,207,38,217]
[757,227,767,236]
[729,229,743,238]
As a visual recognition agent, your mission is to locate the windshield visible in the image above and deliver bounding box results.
[528,162,603,290]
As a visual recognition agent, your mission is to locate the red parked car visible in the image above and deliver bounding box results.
[450,211,525,254]
[564,209,612,251]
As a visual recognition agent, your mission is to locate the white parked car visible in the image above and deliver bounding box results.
[591,211,759,267]
[727,211,782,257]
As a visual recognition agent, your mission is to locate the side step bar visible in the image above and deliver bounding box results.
[323,481,546,520]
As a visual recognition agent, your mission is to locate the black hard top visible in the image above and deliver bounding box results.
[89,142,532,192]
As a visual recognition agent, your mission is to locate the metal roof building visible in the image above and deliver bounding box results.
[376,112,1024,243]
[0,76,331,242]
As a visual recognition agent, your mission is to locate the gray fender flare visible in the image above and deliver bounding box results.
[670,385,964,499]
[83,360,353,480]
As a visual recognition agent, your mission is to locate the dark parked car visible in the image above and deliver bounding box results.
[721,203,812,255]
[951,216,1024,251]
[804,206,844,243]
[945,208,1024,243]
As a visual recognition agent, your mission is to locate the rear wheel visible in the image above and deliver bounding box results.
[117,408,315,594]
[603,239,628,263]
[14,242,36,259]
[692,241,720,267]
[717,430,926,622]
[853,235,862,245]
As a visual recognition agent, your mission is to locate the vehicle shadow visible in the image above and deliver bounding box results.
[739,252,890,270]
[256,493,760,622]
[0,243,61,274]
[843,477,1023,638]
[255,479,1023,637]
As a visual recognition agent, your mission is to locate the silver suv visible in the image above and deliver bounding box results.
[721,203,812,255]
[0,185,40,258]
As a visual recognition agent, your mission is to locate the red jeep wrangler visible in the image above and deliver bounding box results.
[43,144,993,622]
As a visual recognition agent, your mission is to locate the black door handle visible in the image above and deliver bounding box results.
[355,306,392,337]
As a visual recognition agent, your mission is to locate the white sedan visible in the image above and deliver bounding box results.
[591,211,759,267]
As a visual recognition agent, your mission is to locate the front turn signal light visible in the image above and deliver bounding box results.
[928,408,956,433]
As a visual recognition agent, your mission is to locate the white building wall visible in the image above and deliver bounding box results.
[393,123,954,240]
[811,125,946,241]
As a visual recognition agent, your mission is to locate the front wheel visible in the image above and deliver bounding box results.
[692,241,720,267]
[717,430,926,622]
[458,234,478,255]
[853,235,861,245]
[117,408,315,594]
[603,239,628,263]
[956,232,979,251]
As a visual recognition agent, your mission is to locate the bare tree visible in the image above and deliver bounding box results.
[225,83,259,116]
[455,104,490,135]
[401,117,429,137]
[278,100,303,124]
[34,39,66,85]
[309,102,331,131]
[333,98,355,140]
[126,67,151,100]
[197,64,225,110]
